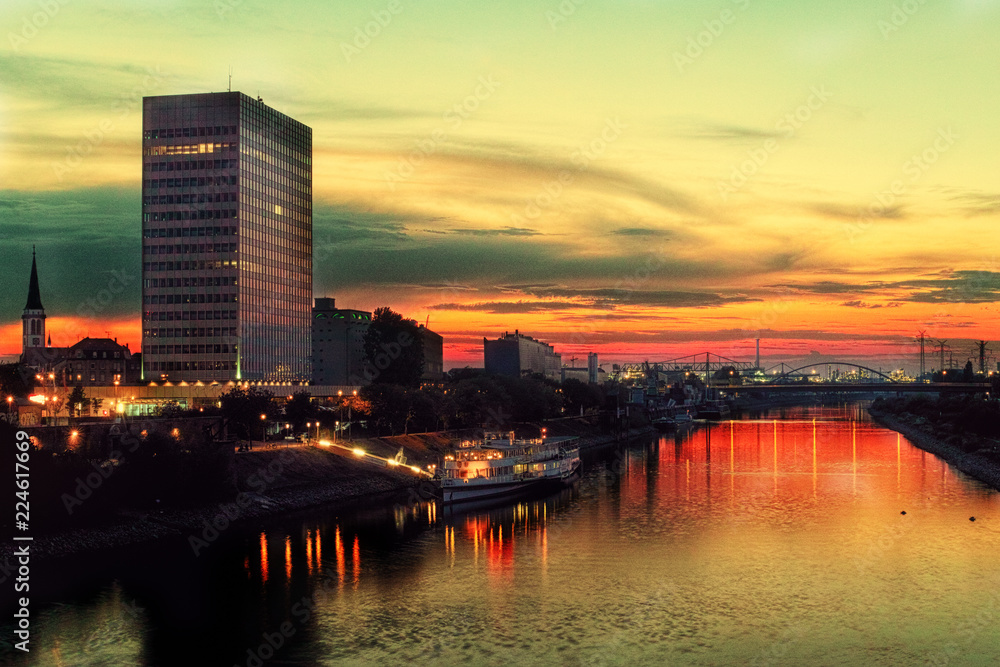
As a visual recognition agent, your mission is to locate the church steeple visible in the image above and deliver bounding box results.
[22,246,46,353]
[25,246,44,310]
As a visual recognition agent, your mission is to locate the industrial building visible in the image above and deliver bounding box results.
[311,298,444,385]
[483,331,561,381]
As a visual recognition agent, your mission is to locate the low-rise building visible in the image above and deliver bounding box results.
[311,298,371,386]
[311,298,444,385]
[484,330,561,381]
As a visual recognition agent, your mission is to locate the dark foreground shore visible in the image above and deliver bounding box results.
[868,408,1000,492]
[5,419,646,562]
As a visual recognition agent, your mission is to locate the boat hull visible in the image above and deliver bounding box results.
[442,462,581,504]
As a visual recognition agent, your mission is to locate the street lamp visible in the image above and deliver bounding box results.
[5,396,12,418]
[335,421,340,444]
[260,413,267,446]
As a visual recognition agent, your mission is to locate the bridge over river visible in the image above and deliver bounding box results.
[714,381,989,394]
[613,354,992,395]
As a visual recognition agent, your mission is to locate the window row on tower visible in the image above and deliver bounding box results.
[144,276,236,288]
[149,361,236,372]
[145,309,238,322]
[143,243,238,255]
[143,226,237,239]
[147,344,235,355]
[144,260,239,272]
[144,292,237,305]
[144,193,238,206]
[143,126,237,139]
[145,176,238,189]
[144,210,238,222]
[144,327,238,339]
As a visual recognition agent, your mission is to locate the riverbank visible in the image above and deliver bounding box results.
[3,446,425,561]
[6,418,650,562]
[868,407,1000,492]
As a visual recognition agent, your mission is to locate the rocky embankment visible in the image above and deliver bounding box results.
[5,446,423,561]
[868,408,1000,492]
[9,418,650,561]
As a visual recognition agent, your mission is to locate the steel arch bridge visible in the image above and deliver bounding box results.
[610,356,899,384]
[612,353,756,382]
[766,362,898,384]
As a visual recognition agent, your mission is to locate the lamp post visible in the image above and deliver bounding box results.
[260,413,267,448]
[351,389,357,440]
[6,396,12,420]
[334,421,339,444]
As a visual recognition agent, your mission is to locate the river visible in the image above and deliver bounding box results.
[6,404,1000,666]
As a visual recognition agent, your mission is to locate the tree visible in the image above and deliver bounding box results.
[963,360,975,382]
[561,378,604,415]
[68,385,87,418]
[361,383,409,435]
[284,391,316,432]
[0,363,33,398]
[361,306,424,388]
[219,386,274,441]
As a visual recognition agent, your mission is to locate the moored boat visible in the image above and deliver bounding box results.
[698,400,731,420]
[439,431,581,504]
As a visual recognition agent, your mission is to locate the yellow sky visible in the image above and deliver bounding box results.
[1,0,998,368]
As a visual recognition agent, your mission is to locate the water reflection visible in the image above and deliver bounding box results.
[7,406,1000,666]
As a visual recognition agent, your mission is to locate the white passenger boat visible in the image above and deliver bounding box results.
[439,431,581,504]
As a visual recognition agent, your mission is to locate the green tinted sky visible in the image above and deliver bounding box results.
[1,0,998,364]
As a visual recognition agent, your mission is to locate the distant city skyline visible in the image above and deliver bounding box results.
[2,0,998,369]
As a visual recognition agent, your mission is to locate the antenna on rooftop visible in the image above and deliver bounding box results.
[228,66,232,92]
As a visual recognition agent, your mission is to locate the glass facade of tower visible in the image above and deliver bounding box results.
[141,92,312,382]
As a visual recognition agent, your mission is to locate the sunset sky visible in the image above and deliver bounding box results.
[1,0,998,371]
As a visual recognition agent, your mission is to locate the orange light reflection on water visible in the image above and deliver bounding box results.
[259,533,268,584]
[352,535,360,589]
[315,527,322,575]
[335,526,345,588]
[306,529,313,576]
[285,536,292,581]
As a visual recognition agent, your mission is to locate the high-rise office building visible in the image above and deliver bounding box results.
[141,92,312,382]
